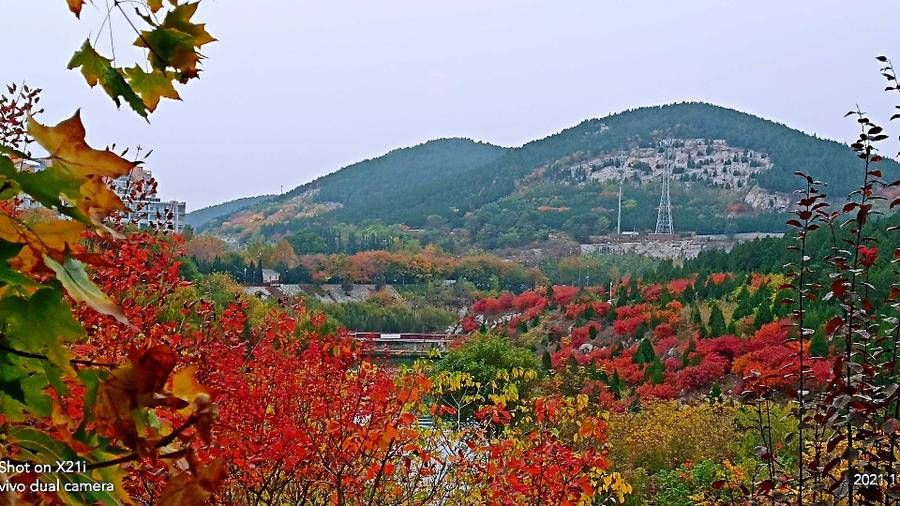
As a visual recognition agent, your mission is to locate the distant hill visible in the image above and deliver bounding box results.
[185,194,275,229]
[199,103,899,250]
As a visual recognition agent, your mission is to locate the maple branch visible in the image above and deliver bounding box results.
[113,0,168,74]
[0,342,118,368]
[155,415,197,449]
[86,417,197,470]
[85,453,136,470]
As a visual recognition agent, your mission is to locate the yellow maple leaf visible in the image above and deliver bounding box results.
[28,111,138,178]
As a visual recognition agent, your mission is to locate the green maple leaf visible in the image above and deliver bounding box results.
[8,164,88,220]
[0,287,83,371]
[8,427,121,505]
[0,240,38,289]
[68,40,148,117]
[43,255,128,325]
[163,2,217,46]
[136,3,215,82]
[124,66,181,112]
[137,27,202,80]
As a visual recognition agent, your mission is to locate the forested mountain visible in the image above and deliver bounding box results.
[199,103,899,250]
[185,194,275,229]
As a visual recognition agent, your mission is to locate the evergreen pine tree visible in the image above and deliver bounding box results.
[691,303,703,326]
[809,331,829,357]
[645,356,665,384]
[609,371,623,399]
[708,303,727,336]
[690,303,707,336]
[660,289,672,305]
[542,349,553,370]
[682,283,696,302]
[633,337,656,364]
[754,301,773,328]
[772,290,793,318]
[732,286,752,320]
[708,382,722,401]
[583,304,595,319]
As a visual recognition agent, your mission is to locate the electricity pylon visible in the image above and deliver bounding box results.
[655,143,674,235]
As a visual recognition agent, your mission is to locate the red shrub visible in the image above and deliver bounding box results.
[667,278,693,296]
[697,335,749,360]
[613,316,646,337]
[677,353,729,391]
[664,357,682,371]
[706,272,732,286]
[653,323,675,340]
[513,291,546,311]
[592,301,612,318]
[571,323,602,345]
[616,303,652,320]
[552,285,579,306]
[747,320,791,352]
[641,283,663,302]
[565,303,588,319]
[636,382,679,400]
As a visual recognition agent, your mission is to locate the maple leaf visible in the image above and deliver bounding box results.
[28,220,85,251]
[0,288,83,372]
[137,28,203,81]
[67,40,148,117]
[158,459,225,506]
[0,241,37,288]
[0,215,83,257]
[171,365,202,397]
[124,66,181,111]
[147,0,163,12]
[43,255,128,324]
[28,111,138,178]
[6,164,86,219]
[66,0,85,18]
[163,3,216,46]
[93,344,177,449]
[135,3,215,83]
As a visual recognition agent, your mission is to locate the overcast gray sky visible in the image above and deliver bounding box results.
[4,1,899,210]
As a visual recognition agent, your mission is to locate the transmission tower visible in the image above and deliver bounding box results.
[616,156,625,235]
[654,142,674,235]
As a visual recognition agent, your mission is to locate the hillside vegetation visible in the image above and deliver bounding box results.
[185,194,275,229]
[200,103,899,250]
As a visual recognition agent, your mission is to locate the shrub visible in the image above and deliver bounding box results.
[607,401,736,475]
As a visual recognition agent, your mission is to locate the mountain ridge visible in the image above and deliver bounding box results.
[197,102,899,249]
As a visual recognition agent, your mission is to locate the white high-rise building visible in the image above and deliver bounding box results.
[15,159,186,232]
[109,166,187,232]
